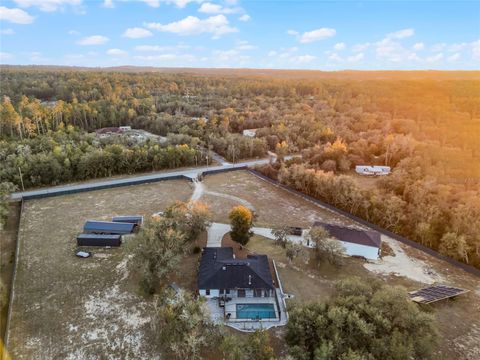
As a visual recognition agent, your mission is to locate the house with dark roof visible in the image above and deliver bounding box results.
[198,247,285,325]
[313,222,382,260]
[198,247,275,299]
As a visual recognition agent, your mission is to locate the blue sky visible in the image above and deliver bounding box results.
[0,0,479,70]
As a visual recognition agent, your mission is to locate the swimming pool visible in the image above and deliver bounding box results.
[236,303,276,319]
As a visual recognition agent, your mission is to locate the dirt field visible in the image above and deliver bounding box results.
[5,170,480,359]
[6,180,192,359]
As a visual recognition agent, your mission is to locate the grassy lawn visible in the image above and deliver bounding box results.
[6,179,193,359]
[5,170,480,360]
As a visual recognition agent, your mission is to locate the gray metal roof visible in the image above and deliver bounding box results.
[112,216,144,225]
[198,247,275,290]
[84,220,135,235]
[313,222,381,248]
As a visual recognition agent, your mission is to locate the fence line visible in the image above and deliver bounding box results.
[248,169,480,278]
[3,199,24,359]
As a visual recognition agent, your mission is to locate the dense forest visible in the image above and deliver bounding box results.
[1,67,479,268]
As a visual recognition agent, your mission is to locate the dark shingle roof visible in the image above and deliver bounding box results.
[313,222,381,248]
[198,247,275,290]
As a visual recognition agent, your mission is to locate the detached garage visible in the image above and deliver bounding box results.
[77,233,122,247]
[313,222,381,260]
[83,220,135,235]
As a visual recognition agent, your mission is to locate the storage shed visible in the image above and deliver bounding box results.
[77,233,122,247]
[83,220,135,235]
[112,215,144,227]
[313,222,381,260]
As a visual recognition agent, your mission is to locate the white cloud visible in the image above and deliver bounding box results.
[333,42,346,51]
[238,14,250,22]
[198,2,241,14]
[13,0,82,12]
[103,0,200,9]
[235,41,256,51]
[352,42,370,52]
[448,43,467,52]
[296,28,336,43]
[471,40,480,60]
[68,30,80,35]
[447,53,460,62]
[0,28,15,35]
[135,45,170,52]
[431,43,446,52]
[287,30,299,36]
[328,53,342,61]
[0,52,14,62]
[0,6,34,24]
[386,28,414,40]
[77,35,109,45]
[425,53,444,63]
[145,15,238,38]
[107,48,128,56]
[123,27,153,39]
[294,54,316,63]
[412,42,424,51]
[347,53,364,62]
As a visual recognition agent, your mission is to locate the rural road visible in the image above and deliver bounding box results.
[11,155,295,200]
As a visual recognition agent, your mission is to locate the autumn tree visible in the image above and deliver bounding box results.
[162,200,211,243]
[229,205,254,246]
[286,277,438,360]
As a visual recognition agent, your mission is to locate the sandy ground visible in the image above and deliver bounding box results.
[6,170,480,360]
[365,235,443,284]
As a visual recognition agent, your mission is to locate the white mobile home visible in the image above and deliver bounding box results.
[355,165,391,176]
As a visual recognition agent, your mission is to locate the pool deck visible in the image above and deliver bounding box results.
[205,288,288,332]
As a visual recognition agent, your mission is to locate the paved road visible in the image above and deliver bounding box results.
[11,156,294,200]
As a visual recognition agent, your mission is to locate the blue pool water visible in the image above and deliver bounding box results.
[236,303,276,319]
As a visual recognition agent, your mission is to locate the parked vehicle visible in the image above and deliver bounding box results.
[75,250,92,258]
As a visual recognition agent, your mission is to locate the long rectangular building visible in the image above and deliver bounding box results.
[83,220,135,235]
[77,233,122,247]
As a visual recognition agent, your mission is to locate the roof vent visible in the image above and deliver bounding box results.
[222,266,226,270]
[248,275,252,285]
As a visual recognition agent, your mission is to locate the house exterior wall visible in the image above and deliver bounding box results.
[199,288,274,299]
[341,241,380,260]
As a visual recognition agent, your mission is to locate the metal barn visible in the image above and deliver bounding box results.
[83,220,135,235]
[77,233,122,247]
[112,215,144,226]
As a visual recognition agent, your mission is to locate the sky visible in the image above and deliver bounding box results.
[0,0,479,70]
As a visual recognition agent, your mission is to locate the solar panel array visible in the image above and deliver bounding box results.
[409,284,469,304]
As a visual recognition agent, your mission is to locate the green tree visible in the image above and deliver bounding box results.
[229,205,254,246]
[0,182,16,229]
[128,219,185,294]
[286,277,438,360]
[307,227,345,267]
[155,289,216,359]
[439,232,471,263]
[271,226,290,248]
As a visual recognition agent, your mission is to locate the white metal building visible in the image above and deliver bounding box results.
[355,165,391,176]
[313,222,382,260]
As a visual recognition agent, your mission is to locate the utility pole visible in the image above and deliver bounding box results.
[18,166,25,191]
